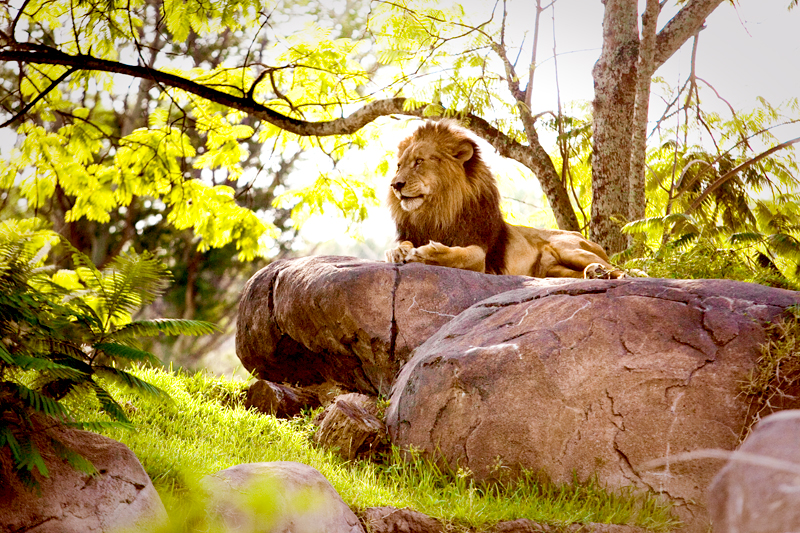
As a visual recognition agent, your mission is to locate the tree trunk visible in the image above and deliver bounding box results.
[590,0,639,254]
[628,0,661,227]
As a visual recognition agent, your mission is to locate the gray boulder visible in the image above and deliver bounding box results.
[385,277,800,532]
[202,461,364,533]
[236,256,536,395]
[708,410,800,532]
[0,422,166,533]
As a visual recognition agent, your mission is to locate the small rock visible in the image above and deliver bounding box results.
[245,379,321,418]
[490,519,645,533]
[313,393,387,460]
[202,461,364,533]
[361,506,444,533]
[708,409,800,533]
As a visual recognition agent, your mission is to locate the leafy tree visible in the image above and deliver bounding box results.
[0,219,217,488]
[0,0,797,258]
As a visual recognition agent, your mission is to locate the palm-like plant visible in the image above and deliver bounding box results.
[0,219,219,489]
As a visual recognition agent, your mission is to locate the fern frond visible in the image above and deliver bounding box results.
[729,232,764,245]
[101,251,171,321]
[93,343,159,365]
[94,366,168,399]
[0,343,13,365]
[622,217,665,236]
[88,381,130,424]
[50,438,96,476]
[11,354,87,380]
[12,384,69,419]
[0,425,22,461]
[112,318,220,339]
[14,431,49,477]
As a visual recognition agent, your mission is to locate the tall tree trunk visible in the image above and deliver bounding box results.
[628,0,660,229]
[590,0,639,254]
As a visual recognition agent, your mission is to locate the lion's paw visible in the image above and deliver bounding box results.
[385,241,414,263]
[405,240,450,265]
[583,263,627,280]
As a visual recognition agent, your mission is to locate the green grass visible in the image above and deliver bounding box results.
[69,365,680,532]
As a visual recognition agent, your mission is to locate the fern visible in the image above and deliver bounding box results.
[0,222,218,490]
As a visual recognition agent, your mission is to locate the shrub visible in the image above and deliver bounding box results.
[0,219,218,489]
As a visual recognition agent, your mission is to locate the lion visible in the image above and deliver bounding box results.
[384,120,624,279]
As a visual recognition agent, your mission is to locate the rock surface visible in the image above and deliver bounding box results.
[385,277,800,531]
[489,519,646,533]
[0,422,166,533]
[245,379,321,418]
[361,507,444,533]
[236,256,537,395]
[313,393,387,460]
[707,409,800,532]
[202,461,364,533]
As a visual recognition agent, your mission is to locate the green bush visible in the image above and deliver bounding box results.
[0,219,218,489]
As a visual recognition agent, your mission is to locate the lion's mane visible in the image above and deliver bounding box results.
[387,120,509,274]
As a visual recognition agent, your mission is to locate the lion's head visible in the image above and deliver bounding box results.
[388,120,503,248]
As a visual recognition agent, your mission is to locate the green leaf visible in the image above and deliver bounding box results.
[94,366,169,399]
[112,318,220,339]
[93,343,160,364]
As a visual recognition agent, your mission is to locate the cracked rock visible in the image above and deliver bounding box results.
[0,418,166,533]
[235,256,535,395]
[385,277,800,532]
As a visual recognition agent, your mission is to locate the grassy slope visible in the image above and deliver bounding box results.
[72,366,679,532]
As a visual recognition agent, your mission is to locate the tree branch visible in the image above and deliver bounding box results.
[653,0,726,70]
[0,47,419,137]
[688,135,800,213]
[0,66,76,129]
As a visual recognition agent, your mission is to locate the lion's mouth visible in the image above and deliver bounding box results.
[399,195,424,211]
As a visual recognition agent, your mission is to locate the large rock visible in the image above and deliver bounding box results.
[202,461,363,533]
[385,277,800,531]
[236,256,537,395]
[708,409,800,532]
[0,422,166,533]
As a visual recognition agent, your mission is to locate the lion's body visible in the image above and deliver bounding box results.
[385,120,620,279]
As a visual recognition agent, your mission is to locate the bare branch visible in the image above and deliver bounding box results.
[653,0,726,70]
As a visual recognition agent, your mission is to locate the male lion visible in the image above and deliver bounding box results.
[384,120,623,278]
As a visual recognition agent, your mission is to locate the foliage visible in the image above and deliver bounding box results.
[620,97,800,287]
[76,365,680,531]
[740,306,800,440]
[0,220,217,489]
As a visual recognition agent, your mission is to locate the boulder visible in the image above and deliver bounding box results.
[236,256,536,395]
[313,393,387,460]
[385,277,800,531]
[202,461,363,533]
[707,410,800,532]
[245,379,321,418]
[0,422,166,533]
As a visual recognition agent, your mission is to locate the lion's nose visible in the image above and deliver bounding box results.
[392,180,405,192]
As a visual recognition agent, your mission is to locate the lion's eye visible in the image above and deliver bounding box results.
[414,158,424,166]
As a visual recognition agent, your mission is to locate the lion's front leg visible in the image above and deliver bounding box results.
[405,241,486,273]
[385,240,415,263]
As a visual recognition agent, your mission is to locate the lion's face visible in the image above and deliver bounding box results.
[390,135,474,213]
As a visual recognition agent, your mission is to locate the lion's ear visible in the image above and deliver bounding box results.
[453,141,474,163]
